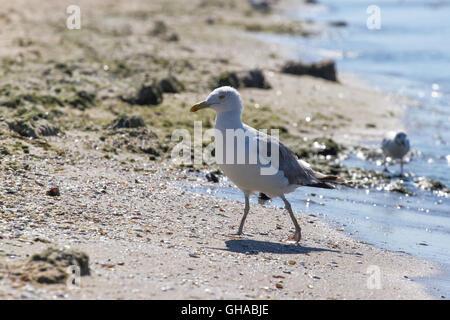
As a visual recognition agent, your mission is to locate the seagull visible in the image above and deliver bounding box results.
[381,132,410,175]
[190,86,342,243]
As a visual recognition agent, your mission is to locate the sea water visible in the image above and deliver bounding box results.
[283,0,450,298]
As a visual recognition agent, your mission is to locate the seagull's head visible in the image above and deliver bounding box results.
[394,132,408,147]
[190,86,242,114]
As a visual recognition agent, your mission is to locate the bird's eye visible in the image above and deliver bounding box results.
[219,95,225,99]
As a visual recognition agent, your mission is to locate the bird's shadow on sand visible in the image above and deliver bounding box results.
[216,239,340,255]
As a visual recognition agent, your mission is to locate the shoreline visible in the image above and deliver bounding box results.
[0,0,443,299]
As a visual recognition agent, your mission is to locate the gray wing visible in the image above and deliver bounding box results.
[381,138,391,152]
[405,137,410,152]
[251,128,325,186]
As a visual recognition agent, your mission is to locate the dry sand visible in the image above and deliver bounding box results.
[0,0,441,299]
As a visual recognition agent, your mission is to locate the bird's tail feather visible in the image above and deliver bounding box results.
[314,172,346,184]
[306,181,335,189]
[307,172,347,189]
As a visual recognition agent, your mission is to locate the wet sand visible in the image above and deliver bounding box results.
[0,154,440,299]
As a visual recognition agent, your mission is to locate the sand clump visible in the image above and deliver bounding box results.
[1,248,90,286]
[8,119,61,138]
[159,75,185,94]
[213,69,271,89]
[281,59,338,82]
[110,115,146,129]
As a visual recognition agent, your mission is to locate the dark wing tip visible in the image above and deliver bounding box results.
[306,182,335,189]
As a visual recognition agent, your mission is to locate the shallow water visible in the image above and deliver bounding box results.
[189,0,450,298]
[285,0,450,297]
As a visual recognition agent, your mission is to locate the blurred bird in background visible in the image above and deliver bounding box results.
[381,132,410,175]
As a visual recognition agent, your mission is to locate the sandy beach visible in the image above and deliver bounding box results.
[0,0,443,299]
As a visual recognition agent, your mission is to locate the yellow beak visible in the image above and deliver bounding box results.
[190,100,212,112]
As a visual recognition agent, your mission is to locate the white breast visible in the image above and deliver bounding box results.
[214,126,292,197]
[381,139,409,159]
